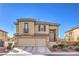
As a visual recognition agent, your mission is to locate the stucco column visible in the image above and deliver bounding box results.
[56,28,59,41]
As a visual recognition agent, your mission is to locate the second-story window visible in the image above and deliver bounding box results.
[38,25,46,31]
[24,23,28,33]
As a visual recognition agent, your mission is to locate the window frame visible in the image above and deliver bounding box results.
[38,25,46,32]
[24,23,29,33]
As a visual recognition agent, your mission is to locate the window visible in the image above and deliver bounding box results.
[38,25,41,31]
[38,25,46,31]
[24,23,28,33]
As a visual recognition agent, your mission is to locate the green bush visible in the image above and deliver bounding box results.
[7,43,12,49]
[63,45,68,49]
[57,44,68,49]
[53,44,68,49]
[57,44,64,49]
[52,45,58,48]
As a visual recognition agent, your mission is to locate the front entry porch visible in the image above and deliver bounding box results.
[49,30,57,42]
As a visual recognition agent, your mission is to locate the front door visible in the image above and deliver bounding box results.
[49,30,56,42]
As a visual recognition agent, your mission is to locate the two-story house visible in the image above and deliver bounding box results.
[14,18,60,47]
[65,26,79,42]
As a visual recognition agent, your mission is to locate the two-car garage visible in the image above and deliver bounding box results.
[16,36,49,47]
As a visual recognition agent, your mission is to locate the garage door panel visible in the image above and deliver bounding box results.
[18,39,35,46]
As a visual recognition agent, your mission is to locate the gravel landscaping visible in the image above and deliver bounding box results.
[49,41,79,52]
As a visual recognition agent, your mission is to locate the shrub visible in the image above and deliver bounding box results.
[52,45,58,48]
[57,44,68,49]
[63,45,68,48]
[57,44,64,49]
[7,43,12,49]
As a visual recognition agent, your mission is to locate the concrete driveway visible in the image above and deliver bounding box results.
[23,47,53,54]
[2,46,52,56]
[2,47,79,56]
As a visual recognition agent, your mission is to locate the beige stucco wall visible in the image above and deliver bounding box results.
[35,25,49,34]
[0,31,8,41]
[49,26,58,30]
[16,21,35,35]
[65,32,70,41]
[16,21,59,36]
[73,28,79,41]
[65,28,79,42]
[49,25,59,40]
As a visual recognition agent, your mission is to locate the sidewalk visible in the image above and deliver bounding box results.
[44,52,79,56]
[2,52,79,56]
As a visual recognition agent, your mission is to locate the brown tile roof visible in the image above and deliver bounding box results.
[17,18,36,22]
[35,21,60,26]
[65,25,79,33]
[15,18,60,26]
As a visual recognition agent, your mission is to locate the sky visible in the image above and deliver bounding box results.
[0,3,79,38]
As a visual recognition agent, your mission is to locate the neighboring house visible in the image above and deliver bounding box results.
[0,29,8,41]
[0,29,8,47]
[14,18,60,47]
[65,26,79,42]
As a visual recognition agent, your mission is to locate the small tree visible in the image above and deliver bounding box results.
[7,43,12,49]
